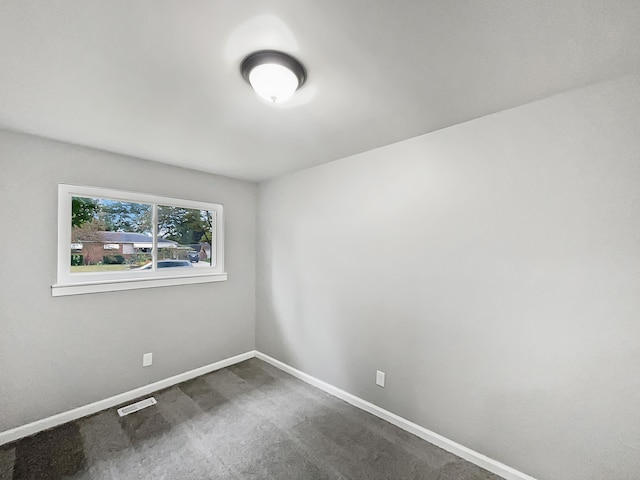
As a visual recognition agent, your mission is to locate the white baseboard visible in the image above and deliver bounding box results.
[255,351,538,480]
[1,349,537,480]
[0,350,254,447]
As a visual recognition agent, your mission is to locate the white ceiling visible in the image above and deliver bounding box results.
[1,1,639,182]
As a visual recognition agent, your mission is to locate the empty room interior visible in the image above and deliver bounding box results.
[1,2,639,480]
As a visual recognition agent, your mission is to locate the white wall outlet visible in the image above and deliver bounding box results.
[142,352,153,367]
[376,370,385,387]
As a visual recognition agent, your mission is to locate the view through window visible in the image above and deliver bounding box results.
[55,185,225,296]
[70,197,215,273]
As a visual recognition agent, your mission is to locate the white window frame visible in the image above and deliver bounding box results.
[52,184,227,296]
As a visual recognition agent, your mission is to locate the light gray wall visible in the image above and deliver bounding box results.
[256,73,640,480]
[0,131,256,432]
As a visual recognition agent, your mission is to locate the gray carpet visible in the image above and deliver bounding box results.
[0,359,502,479]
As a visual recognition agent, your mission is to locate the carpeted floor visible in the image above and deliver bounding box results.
[0,358,502,479]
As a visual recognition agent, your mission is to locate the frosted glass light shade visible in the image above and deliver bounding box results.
[248,63,299,103]
[241,51,306,104]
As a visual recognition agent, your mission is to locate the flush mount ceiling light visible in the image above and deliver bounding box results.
[241,50,306,104]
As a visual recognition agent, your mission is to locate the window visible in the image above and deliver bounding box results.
[53,185,226,296]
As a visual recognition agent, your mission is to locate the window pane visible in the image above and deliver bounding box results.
[71,196,153,272]
[157,205,215,269]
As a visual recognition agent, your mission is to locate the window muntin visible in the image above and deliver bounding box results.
[55,185,225,295]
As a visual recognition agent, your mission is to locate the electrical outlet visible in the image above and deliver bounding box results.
[376,370,385,387]
[143,352,153,367]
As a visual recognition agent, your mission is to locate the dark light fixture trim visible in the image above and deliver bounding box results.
[241,50,307,88]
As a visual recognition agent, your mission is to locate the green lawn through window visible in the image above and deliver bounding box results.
[70,265,132,273]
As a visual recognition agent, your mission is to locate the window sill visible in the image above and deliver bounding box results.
[51,272,228,297]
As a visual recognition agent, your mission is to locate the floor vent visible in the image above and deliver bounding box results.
[117,397,157,417]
